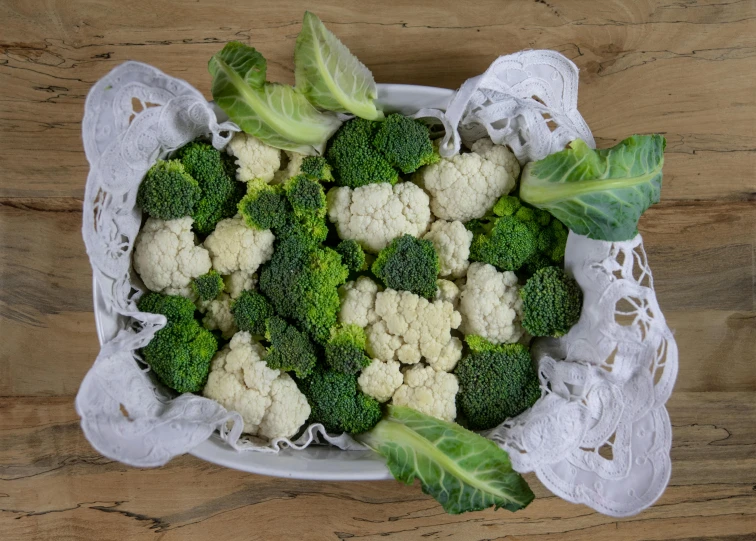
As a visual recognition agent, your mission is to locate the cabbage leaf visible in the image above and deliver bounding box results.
[209,41,341,153]
[295,11,383,120]
[357,405,534,514]
[519,135,666,241]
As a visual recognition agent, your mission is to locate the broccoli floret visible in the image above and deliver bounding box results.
[137,292,218,393]
[326,118,398,188]
[520,266,582,337]
[136,160,201,220]
[325,324,371,374]
[372,113,439,174]
[299,155,334,182]
[468,195,568,274]
[468,214,538,272]
[455,337,540,430]
[284,174,326,221]
[264,316,318,378]
[191,270,225,301]
[259,234,349,344]
[297,365,382,434]
[176,141,244,234]
[335,239,367,272]
[230,290,274,336]
[371,234,439,299]
[238,180,289,230]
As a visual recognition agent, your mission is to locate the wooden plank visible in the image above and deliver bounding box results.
[0,1,754,199]
[0,392,753,540]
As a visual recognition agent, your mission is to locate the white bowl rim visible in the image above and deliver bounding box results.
[92,83,455,480]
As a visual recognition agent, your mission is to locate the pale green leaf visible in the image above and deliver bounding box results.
[519,135,666,241]
[357,405,534,514]
[209,41,341,153]
[295,11,383,120]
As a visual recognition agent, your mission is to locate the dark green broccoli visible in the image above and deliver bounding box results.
[259,234,349,344]
[297,365,382,434]
[468,195,568,274]
[335,239,367,272]
[264,316,318,378]
[520,266,582,337]
[372,113,439,174]
[191,270,225,301]
[176,141,244,234]
[325,324,371,374]
[454,336,541,431]
[371,234,439,299]
[136,160,201,220]
[137,292,218,393]
[299,155,334,182]
[284,174,326,221]
[238,180,289,230]
[326,118,399,188]
[230,290,274,336]
[468,214,537,272]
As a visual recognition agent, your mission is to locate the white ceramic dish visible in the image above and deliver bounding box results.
[93,83,455,480]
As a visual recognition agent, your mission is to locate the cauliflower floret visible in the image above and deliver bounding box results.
[203,332,310,439]
[224,270,257,299]
[366,289,463,372]
[417,138,519,222]
[258,376,312,440]
[358,359,403,403]
[392,365,458,422]
[422,220,473,278]
[435,279,460,309]
[338,276,383,328]
[458,262,524,344]
[327,182,432,253]
[272,151,306,184]
[133,216,211,297]
[203,216,275,276]
[226,132,281,183]
[201,293,237,339]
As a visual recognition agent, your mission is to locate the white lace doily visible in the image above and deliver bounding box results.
[77,53,677,517]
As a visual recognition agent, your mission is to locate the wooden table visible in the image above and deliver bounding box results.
[1,1,754,539]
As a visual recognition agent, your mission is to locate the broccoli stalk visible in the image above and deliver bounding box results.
[264,316,318,378]
[520,266,582,337]
[136,160,201,220]
[297,365,382,434]
[325,324,371,374]
[137,292,218,393]
[191,270,225,301]
[372,234,439,299]
[454,336,541,431]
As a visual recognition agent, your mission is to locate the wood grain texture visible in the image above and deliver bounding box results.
[1,393,754,540]
[0,0,754,539]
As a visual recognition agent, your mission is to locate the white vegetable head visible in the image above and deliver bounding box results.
[133,216,211,297]
[458,262,524,344]
[226,132,282,183]
[392,365,458,422]
[203,216,275,276]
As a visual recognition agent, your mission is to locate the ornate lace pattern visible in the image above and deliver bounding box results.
[77,53,677,517]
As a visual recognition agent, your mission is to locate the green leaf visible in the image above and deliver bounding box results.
[357,405,534,514]
[519,135,666,241]
[295,11,383,120]
[209,41,341,153]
